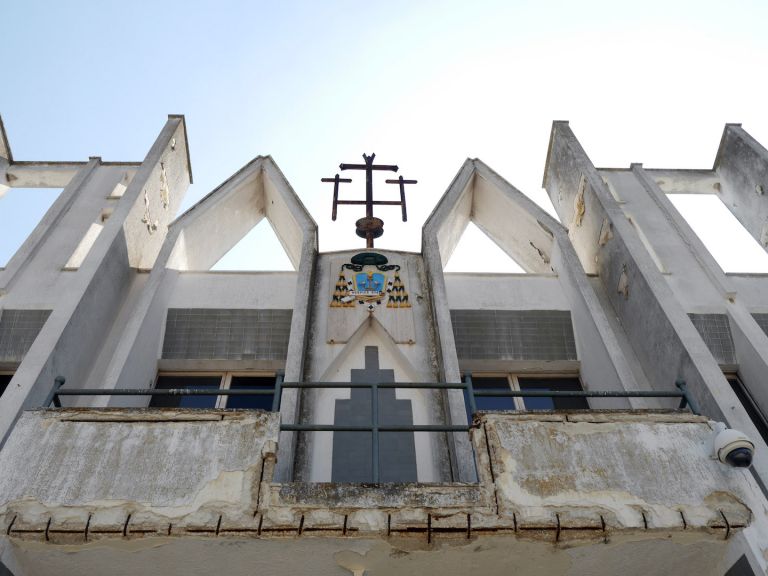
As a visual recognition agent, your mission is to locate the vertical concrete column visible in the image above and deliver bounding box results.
[274,236,317,482]
[422,160,479,483]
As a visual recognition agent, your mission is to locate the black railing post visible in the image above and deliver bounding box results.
[675,380,700,415]
[43,377,65,408]
[464,372,477,420]
[371,381,380,483]
[272,372,284,412]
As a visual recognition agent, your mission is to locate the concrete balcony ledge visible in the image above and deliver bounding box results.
[474,412,751,537]
[0,409,279,543]
[0,408,756,575]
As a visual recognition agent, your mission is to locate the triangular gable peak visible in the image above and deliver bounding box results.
[424,158,562,274]
[167,156,317,271]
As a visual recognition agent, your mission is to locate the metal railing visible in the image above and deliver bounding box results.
[277,380,470,483]
[44,375,700,483]
[44,375,285,411]
[464,375,700,415]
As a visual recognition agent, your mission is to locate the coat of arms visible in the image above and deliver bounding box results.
[330,252,411,311]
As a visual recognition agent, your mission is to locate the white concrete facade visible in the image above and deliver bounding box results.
[0,115,767,575]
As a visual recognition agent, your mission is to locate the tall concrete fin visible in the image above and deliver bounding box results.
[543,121,768,484]
[0,115,10,199]
[120,115,192,269]
[714,123,768,253]
[0,115,12,163]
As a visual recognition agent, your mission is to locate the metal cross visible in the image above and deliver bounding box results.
[322,152,417,248]
[385,175,417,222]
[321,174,353,221]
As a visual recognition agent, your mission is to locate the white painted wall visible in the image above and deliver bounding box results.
[444,273,569,310]
[170,272,298,309]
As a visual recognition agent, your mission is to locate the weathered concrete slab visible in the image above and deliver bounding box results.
[0,409,757,575]
[476,412,752,532]
[0,532,743,576]
[0,409,279,535]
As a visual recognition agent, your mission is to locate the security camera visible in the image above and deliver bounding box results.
[712,422,755,468]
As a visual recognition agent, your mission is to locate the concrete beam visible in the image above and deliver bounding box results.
[0,159,100,294]
[643,168,721,195]
[4,161,139,189]
[0,115,139,189]
[631,164,736,300]
[4,162,87,188]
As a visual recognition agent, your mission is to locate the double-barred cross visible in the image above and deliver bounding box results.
[322,153,417,248]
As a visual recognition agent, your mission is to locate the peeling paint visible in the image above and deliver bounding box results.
[0,409,756,575]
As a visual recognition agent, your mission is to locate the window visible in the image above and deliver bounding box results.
[465,374,588,418]
[517,377,589,410]
[0,373,13,399]
[726,374,768,445]
[470,376,516,412]
[149,372,277,410]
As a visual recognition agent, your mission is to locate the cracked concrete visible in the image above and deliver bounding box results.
[0,408,756,574]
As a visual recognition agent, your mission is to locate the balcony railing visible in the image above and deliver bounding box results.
[44,376,700,483]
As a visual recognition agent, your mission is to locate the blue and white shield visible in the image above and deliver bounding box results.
[355,272,385,294]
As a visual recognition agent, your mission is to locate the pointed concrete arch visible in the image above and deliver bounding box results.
[167,156,316,271]
[424,158,561,274]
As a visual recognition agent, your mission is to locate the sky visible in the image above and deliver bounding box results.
[3,0,768,272]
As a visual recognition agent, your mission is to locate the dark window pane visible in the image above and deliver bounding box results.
[728,377,768,445]
[472,377,515,412]
[725,554,757,576]
[518,377,588,410]
[226,376,276,410]
[150,376,221,408]
[0,374,13,399]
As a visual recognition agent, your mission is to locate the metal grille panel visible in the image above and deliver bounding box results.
[688,313,736,365]
[450,310,576,360]
[0,309,51,362]
[162,308,292,360]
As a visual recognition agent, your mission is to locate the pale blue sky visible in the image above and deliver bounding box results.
[3,0,768,271]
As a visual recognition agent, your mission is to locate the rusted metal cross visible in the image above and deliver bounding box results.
[322,152,417,248]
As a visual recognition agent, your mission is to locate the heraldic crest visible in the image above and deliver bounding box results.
[330,252,410,311]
